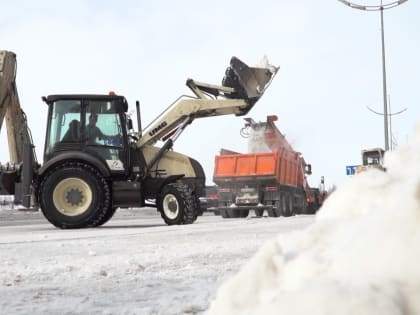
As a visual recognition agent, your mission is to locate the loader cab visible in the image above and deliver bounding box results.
[42,94,130,173]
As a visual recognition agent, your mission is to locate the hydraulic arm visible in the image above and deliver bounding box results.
[0,51,35,164]
[137,57,278,148]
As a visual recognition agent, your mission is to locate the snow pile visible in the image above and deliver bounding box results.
[207,124,420,315]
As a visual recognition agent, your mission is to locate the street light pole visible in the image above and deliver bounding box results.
[366,98,407,150]
[379,4,389,150]
[337,0,408,151]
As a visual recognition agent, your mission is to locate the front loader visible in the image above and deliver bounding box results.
[0,51,278,228]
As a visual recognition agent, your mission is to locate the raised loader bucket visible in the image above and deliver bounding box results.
[222,56,278,115]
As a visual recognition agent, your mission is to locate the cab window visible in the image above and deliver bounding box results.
[46,100,82,151]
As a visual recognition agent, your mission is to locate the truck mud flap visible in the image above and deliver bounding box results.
[222,56,278,112]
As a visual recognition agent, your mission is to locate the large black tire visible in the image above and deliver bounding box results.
[284,193,293,217]
[157,183,197,225]
[92,207,118,227]
[294,195,306,215]
[254,209,264,217]
[220,208,230,218]
[239,209,249,217]
[280,193,291,217]
[274,200,283,217]
[227,209,241,218]
[267,205,280,217]
[38,162,111,229]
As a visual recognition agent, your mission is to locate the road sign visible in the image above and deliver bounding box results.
[346,165,359,175]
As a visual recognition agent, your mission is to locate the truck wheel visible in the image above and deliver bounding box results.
[227,209,241,218]
[218,203,230,218]
[220,207,230,218]
[239,209,249,217]
[254,209,264,217]
[268,201,281,217]
[285,193,293,216]
[39,162,110,229]
[157,183,197,225]
[278,193,290,217]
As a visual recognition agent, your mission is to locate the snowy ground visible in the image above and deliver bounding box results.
[2,127,419,315]
[0,208,314,315]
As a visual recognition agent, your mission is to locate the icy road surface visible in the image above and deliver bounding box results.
[0,208,314,315]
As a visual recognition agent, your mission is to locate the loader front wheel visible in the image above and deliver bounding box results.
[157,183,197,225]
[39,162,110,229]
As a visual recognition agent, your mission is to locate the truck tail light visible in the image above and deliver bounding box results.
[265,186,278,191]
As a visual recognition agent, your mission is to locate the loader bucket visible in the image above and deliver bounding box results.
[222,56,278,115]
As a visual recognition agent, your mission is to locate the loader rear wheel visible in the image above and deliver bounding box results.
[39,162,110,229]
[92,207,118,227]
[157,183,197,225]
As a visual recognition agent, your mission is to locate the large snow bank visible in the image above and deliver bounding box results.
[207,124,420,315]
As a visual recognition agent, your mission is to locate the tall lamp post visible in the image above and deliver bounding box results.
[337,0,408,151]
[366,98,407,150]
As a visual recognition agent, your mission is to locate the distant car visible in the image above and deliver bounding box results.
[199,185,219,214]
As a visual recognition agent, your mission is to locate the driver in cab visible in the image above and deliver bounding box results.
[86,114,107,145]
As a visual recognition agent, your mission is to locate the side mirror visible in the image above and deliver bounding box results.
[305,164,312,175]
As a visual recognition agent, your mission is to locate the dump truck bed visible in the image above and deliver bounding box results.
[213,150,301,187]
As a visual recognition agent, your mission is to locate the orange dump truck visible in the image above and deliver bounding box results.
[213,115,325,218]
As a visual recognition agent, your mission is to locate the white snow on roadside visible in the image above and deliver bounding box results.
[207,124,420,315]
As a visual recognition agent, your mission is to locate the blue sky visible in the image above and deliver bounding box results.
[1,0,419,188]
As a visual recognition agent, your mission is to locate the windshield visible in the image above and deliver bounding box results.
[85,100,123,147]
[363,151,382,165]
[45,99,125,164]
